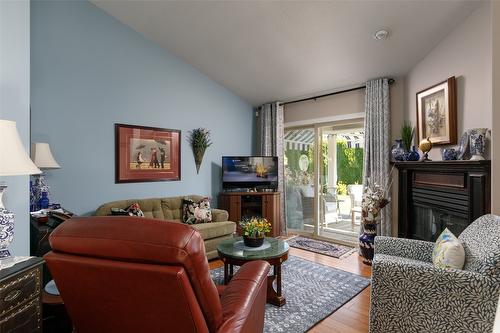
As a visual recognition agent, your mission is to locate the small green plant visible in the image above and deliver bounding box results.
[401,121,415,151]
[188,128,212,151]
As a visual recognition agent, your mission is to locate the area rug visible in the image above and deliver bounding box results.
[211,255,370,333]
[287,236,355,259]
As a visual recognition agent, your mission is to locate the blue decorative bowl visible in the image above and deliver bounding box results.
[404,146,420,161]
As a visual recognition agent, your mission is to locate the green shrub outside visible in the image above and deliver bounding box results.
[336,141,363,194]
[285,140,363,195]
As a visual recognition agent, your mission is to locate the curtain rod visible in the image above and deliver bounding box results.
[280,78,395,106]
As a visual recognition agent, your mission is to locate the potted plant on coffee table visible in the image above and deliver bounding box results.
[240,217,271,247]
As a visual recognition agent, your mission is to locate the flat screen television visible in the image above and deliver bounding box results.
[222,156,278,191]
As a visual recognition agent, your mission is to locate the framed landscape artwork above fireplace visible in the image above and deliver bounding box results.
[115,123,181,183]
[416,76,457,145]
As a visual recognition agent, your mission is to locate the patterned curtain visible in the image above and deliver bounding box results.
[363,78,392,236]
[256,102,285,235]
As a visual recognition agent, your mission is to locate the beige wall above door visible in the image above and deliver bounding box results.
[284,89,364,126]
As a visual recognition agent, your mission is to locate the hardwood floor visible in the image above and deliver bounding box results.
[209,246,372,333]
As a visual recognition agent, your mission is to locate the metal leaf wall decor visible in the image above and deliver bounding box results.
[188,128,212,174]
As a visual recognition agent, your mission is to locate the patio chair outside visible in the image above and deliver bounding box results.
[347,184,363,226]
[323,186,339,226]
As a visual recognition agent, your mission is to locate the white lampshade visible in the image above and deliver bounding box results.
[31,143,61,169]
[0,120,41,176]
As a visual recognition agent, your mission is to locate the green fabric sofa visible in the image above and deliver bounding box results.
[94,195,236,260]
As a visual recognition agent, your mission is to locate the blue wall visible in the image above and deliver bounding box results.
[31,0,253,215]
[1,0,31,255]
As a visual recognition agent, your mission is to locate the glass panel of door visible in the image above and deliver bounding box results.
[284,127,315,235]
[318,124,364,243]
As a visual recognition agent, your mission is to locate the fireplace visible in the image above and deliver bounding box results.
[395,161,490,241]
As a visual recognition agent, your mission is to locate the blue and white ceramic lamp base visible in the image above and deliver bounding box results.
[30,174,51,211]
[0,186,14,259]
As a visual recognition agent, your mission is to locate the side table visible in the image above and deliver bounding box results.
[30,208,74,284]
[0,257,44,332]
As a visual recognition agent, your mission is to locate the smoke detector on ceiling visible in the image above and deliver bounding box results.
[373,29,390,40]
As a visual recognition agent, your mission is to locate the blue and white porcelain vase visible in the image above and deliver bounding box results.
[30,181,38,212]
[442,148,458,160]
[0,185,14,258]
[404,146,420,161]
[391,139,406,161]
[469,128,488,160]
[39,192,50,209]
[359,220,377,265]
[32,174,50,210]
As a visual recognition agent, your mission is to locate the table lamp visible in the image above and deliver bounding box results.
[30,142,61,210]
[0,119,41,258]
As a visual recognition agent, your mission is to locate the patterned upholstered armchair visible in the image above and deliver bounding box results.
[370,214,500,333]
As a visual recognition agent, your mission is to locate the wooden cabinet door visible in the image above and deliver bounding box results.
[263,193,280,237]
[228,196,241,222]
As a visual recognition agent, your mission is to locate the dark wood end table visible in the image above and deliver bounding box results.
[217,237,289,307]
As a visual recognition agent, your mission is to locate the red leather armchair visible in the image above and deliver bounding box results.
[44,217,270,333]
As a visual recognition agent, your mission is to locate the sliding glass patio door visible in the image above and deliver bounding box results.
[284,122,364,245]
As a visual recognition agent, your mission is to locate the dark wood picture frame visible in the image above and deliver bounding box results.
[115,123,181,183]
[416,76,457,145]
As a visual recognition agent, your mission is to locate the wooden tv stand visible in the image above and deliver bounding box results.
[219,191,281,237]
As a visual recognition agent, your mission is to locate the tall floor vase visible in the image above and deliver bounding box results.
[359,223,377,265]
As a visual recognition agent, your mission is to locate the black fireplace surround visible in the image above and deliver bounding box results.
[395,161,491,241]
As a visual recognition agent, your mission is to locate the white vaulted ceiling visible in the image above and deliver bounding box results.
[92,0,480,106]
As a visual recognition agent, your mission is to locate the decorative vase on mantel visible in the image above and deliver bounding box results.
[469,128,488,161]
[359,219,378,265]
[391,139,406,162]
[404,146,420,161]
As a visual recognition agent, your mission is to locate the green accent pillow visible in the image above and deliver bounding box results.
[432,228,465,270]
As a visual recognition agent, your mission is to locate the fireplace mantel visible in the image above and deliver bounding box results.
[395,160,491,241]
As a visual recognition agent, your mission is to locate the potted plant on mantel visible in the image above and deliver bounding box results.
[401,121,420,161]
[240,217,271,247]
[392,121,420,161]
[358,179,390,265]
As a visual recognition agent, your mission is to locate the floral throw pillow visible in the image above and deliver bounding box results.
[126,203,145,217]
[182,198,212,224]
[432,228,465,270]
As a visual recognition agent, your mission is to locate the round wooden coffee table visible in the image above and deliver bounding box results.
[217,237,289,306]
